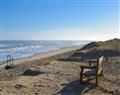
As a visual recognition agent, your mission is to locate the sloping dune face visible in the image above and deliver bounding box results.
[72,38,120,59]
[81,38,120,51]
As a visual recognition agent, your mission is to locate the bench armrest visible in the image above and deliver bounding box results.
[88,60,97,63]
[80,65,96,69]
[88,60,97,66]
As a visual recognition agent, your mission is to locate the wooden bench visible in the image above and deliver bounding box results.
[80,56,104,86]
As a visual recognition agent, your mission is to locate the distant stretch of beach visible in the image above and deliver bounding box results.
[0,45,82,68]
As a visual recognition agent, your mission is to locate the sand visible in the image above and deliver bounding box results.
[0,45,120,95]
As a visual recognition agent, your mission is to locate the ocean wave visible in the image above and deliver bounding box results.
[0,45,44,53]
[0,40,90,63]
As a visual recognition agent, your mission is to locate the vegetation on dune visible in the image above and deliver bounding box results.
[73,38,120,59]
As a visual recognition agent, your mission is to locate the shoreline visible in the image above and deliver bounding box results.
[0,45,82,68]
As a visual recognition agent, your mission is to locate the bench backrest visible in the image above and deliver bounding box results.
[97,56,104,74]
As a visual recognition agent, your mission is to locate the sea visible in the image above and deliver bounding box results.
[0,40,90,63]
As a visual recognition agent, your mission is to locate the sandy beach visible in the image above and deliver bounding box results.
[0,39,120,95]
[0,46,82,69]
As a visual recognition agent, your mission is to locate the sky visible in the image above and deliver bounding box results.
[0,0,119,41]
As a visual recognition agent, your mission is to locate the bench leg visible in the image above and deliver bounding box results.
[95,73,98,86]
[80,68,83,84]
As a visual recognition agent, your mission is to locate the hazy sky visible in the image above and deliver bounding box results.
[0,0,119,41]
